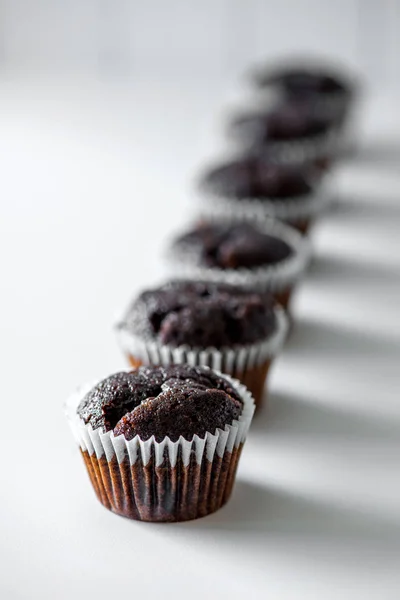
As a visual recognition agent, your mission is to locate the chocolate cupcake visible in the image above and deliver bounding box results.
[116,280,288,408]
[167,220,310,311]
[65,365,255,522]
[250,61,355,124]
[198,156,332,234]
[227,99,341,168]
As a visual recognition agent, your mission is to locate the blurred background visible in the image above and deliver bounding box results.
[1,2,400,599]
[0,0,399,86]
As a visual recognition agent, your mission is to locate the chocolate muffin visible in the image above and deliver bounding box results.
[78,365,243,441]
[173,222,292,269]
[116,281,288,408]
[168,220,310,312]
[251,63,353,122]
[67,365,255,522]
[122,280,277,347]
[228,97,340,169]
[248,60,359,165]
[202,157,314,200]
[198,157,330,234]
[239,60,358,168]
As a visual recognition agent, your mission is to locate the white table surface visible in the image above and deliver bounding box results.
[1,72,400,600]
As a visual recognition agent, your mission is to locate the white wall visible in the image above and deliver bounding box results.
[0,0,399,87]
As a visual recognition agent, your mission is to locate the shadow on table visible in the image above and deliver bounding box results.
[174,479,400,546]
[327,197,400,249]
[349,139,400,173]
[250,389,400,445]
[308,254,400,290]
[332,194,400,221]
[173,170,400,549]
[286,317,400,358]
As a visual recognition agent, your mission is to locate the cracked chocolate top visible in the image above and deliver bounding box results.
[202,157,315,200]
[120,280,277,347]
[171,222,292,269]
[77,365,243,441]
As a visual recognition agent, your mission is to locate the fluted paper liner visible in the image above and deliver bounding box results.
[66,370,255,522]
[197,170,334,232]
[167,218,311,296]
[230,125,341,167]
[116,305,288,407]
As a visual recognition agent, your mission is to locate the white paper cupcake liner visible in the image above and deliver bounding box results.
[197,170,334,226]
[66,369,254,467]
[116,304,287,372]
[167,218,311,294]
[229,125,341,167]
[65,370,255,522]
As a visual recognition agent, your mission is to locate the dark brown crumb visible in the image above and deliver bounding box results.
[77,365,243,441]
[121,280,276,347]
[113,386,242,442]
[77,369,164,431]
